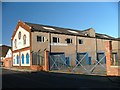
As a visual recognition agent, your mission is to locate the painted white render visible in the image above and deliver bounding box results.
[13,52,19,66]
[20,50,30,66]
[5,49,12,58]
[12,26,30,51]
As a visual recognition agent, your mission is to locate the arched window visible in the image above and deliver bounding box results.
[16,55,19,64]
[26,53,29,64]
[14,39,17,48]
[22,54,24,64]
[18,31,21,40]
[23,34,26,45]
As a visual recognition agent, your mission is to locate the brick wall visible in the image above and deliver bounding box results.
[4,57,12,68]
[105,41,120,76]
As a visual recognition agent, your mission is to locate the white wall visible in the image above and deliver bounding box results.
[5,49,12,58]
[12,26,30,51]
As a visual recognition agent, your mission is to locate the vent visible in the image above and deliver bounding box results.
[103,35,109,38]
[67,30,78,34]
[42,26,55,31]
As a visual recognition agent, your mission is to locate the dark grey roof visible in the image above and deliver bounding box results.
[25,22,119,41]
[25,22,85,36]
[95,33,116,40]
[0,45,11,57]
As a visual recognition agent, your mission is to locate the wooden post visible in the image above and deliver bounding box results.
[44,50,49,71]
[105,41,112,75]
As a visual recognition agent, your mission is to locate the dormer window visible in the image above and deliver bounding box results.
[23,34,26,45]
[18,31,21,40]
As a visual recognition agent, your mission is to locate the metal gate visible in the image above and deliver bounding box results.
[49,51,106,75]
[32,50,44,66]
[49,52,69,71]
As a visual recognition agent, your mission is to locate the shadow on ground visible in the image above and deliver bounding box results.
[2,69,120,88]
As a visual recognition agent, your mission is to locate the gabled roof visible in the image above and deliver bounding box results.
[25,22,119,41]
[0,45,11,57]
[25,22,85,36]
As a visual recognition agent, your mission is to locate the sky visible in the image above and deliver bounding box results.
[2,2,118,46]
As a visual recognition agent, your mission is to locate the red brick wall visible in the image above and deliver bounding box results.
[107,66,120,76]
[105,41,120,76]
[4,57,12,68]
[30,65,43,71]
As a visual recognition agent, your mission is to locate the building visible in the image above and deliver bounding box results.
[0,45,11,66]
[11,20,120,70]
[4,49,12,68]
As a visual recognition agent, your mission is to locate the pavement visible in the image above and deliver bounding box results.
[2,68,120,89]
[2,67,35,72]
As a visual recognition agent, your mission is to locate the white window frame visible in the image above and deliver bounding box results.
[52,37,60,43]
[66,38,72,44]
[37,36,45,42]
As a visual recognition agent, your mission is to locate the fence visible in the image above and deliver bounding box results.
[49,50,107,75]
[32,49,45,66]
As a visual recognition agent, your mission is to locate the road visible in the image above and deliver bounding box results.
[2,68,120,89]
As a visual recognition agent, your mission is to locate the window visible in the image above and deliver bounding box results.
[18,31,21,40]
[14,39,17,48]
[13,59,15,64]
[53,37,59,43]
[22,54,24,64]
[37,36,45,42]
[79,39,83,44]
[16,55,19,64]
[66,38,72,44]
[26,53,29,64]
[23,34,26,45]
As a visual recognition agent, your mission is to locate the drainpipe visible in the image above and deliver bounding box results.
[95,37,98,63]
[76,36,78,58]
[49,32,51,53]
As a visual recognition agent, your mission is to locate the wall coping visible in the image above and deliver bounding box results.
[110,66,120,68]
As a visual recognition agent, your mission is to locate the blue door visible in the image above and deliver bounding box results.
[22,54,24,64]
[16,55,19,64]
[66,57,70,66]
[77,53,89,65]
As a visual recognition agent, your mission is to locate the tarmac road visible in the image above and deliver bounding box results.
[2,68,120,89]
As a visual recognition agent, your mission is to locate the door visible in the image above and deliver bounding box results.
[77,53,89,66]
[97,52,106,64]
